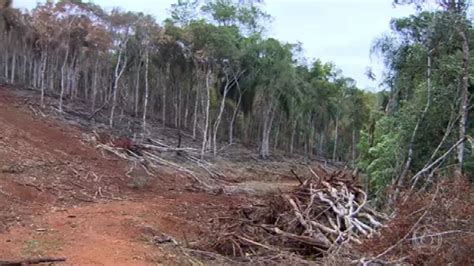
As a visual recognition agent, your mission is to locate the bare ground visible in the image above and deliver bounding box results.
[0,87,259,265]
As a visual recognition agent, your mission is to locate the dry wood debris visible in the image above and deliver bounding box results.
[191,166,387,263]
[94,134,256,194]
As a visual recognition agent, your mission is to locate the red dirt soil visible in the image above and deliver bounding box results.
[0,87,245,265]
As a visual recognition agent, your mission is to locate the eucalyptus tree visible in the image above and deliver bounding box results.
[127,13,163,131]
[31,2,57,106]
[1,5,28,85]
[107,10,134,127]
[250,38,295,158]
[209,26,244,156]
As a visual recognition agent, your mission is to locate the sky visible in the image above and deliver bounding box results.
[14,0,418,90]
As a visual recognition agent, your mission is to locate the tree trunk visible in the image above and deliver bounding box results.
[184,88,190,129]
[59,46,69,112]
[228,71,244,144]
[307,117,314,157]
[260,99,276,159]
[319,132,325,157]
[49,53,58,92]
[83,64,89,100]
[3,53,8,79]
[192,89,199,140]
[28,54,34,86]
[175,83,180,128]
[22,54,27,82]
[289,120,297,154]
[201,69,212,158]
[91,57,99,112]
[135,56,141,117]
[273,120,280,150]
[229,91,242,144]
[69,53,78,100]
[109,42,127,128]
[4,32,9,79]
[142,49,150,132]
[212,74,232,156]
[352,128,356,162]
[40,50,48,107]
[162,64,169,127]
[456,29,470,175]
[332,115,339,162]
[10,51,15,83]
[33,59,37,88]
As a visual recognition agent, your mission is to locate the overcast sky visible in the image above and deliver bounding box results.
[14,0,417,90]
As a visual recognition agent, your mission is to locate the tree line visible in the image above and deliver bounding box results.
[0,0,371,160]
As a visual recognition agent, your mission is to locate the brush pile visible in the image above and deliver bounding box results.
[194,166,387,262]
[92,132,254,194]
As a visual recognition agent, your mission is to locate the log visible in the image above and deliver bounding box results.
[0,257,66,265]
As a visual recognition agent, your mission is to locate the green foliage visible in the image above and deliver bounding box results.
[169,0,199,26]
[359,4,474,199]
[358,116,404,196]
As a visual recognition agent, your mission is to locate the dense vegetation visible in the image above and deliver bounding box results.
[358,0,473,201]
[0,0,472,203]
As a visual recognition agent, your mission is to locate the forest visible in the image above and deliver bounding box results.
[0,0,472,265]
[0,0,373,161]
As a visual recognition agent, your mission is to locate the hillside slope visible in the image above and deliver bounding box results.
[0,87,245,264]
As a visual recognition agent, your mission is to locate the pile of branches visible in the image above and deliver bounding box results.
[193,167,387,263]
[92,132,253,194]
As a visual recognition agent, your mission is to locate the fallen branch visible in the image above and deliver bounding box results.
[290,169,304,185]
[410,137,466,190]
[0,257,66,266]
